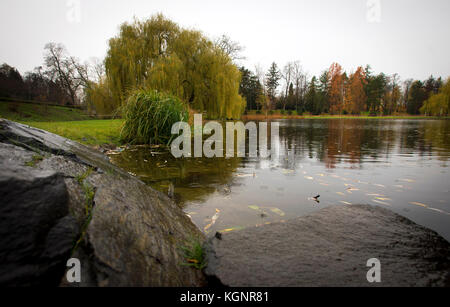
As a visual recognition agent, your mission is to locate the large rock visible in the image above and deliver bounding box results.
[204,204,450,287]
[0,149,78,286]
[0,119,205,286]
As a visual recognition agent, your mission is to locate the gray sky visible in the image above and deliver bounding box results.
[1,0,449,80]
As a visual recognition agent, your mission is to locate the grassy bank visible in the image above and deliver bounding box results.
[0,100,123,146]
[0,100,91,122]
[23,120,124,146]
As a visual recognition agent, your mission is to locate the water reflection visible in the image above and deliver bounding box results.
[109,119,450,241]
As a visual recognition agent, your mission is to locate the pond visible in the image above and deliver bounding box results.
[108,119,450,241]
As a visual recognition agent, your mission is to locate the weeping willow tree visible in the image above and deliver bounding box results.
[103,14,245,119]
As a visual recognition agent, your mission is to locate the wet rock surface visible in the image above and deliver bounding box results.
[204,204,450,287]
[0,119,205,286]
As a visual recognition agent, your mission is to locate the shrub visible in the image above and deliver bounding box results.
[120,89,189,145]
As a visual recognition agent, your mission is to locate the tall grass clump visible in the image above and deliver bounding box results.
[120,89,189,145]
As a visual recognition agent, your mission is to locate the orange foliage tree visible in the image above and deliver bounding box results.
[344,66,367,114]
[328,63,344,114]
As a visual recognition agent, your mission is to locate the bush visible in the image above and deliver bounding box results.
[120,89,189,145]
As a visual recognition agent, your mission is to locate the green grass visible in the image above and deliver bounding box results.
[0,100,123,146]
[121,89,189,145]
[0,100,90,122]
[180,237,207,270]
[24,154,44,167]
[23,120,124,146]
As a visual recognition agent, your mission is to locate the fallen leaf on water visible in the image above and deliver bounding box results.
[220,226,245,233]
[340,201,352,205]
[373,184,385,188]
[270,208,285,216]
[372,199,391,206]
[409,202,428,208]
[366,193,384,197]
[376,197,392,201]
[235,173,254,178]
[204,209,220,232]
[336,192,345,196]
[400,178,415,183]
[248,205,260,211]
[282,169,294,174]
[427,208,445,214]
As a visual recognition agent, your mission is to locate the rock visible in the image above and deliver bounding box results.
[204,205,450,287]
[0,119,205,287]
[0,158,78,286]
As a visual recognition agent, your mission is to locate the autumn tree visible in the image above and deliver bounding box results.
[343,67,367,114]
[328,63,344,114]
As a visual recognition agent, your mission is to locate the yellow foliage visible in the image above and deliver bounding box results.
[103,14,245,119]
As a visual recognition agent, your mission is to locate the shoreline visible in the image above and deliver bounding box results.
[242,114,450,120]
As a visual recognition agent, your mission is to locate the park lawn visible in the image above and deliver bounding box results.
[23,120,124,146]
[0,100,90,122]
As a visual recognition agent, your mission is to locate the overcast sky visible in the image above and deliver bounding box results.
[1,0,449,80]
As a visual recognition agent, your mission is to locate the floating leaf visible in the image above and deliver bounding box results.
[409,201,428,208]
[248,205,260,211]
[340,201,352,205]
[400,178,415,183]
[204,209,220,232]
[270,208,285,216]
[235,173,254,178]
[347,187,360,191]
[372,199,391,206]
[373,184,385,188]
[336,192,345,196]
[427,208,444,214]
[376,197,392,201]
[220,226,245,233]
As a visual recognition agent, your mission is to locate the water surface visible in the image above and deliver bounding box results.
[109,119,450,241]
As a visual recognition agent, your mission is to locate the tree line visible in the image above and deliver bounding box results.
[239,61,449,116]
[0,43,102,106]
[1,13,448,117]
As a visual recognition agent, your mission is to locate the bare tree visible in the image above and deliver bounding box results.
[215,34,245,62]
[44,42,83,105]
[292,61,307,111]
